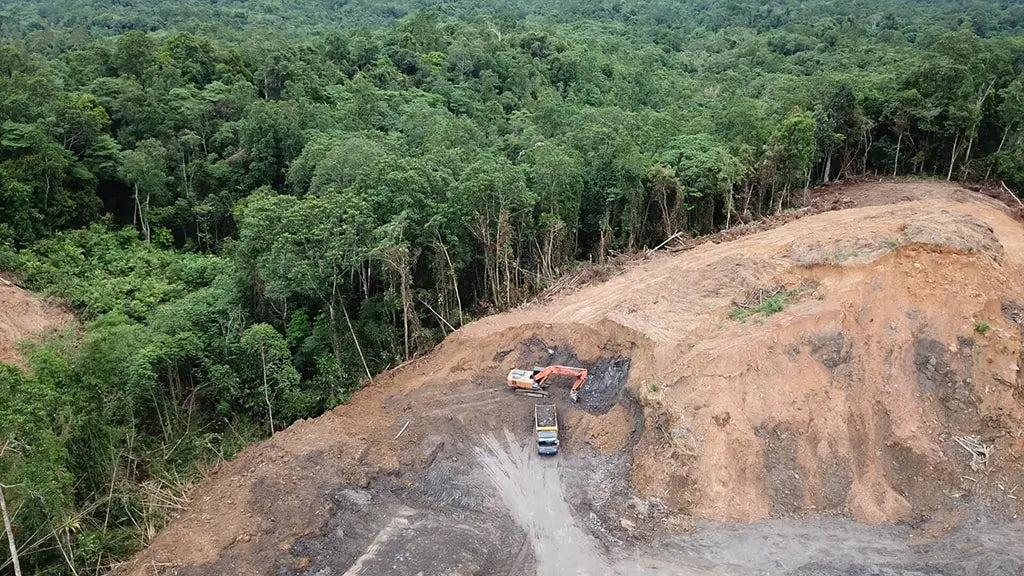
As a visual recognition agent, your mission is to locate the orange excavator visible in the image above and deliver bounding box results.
[506,365,588,401]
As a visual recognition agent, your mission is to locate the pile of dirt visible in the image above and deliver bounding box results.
[118,182,1024,576]
[0,278,73,367]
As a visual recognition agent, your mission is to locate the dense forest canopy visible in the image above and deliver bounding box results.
[2,0,1024,573]
[3,0,1024,37]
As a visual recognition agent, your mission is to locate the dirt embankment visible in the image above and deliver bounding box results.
[0,278,73,367]
[118,182,1024,576]
[623,196,1024,525]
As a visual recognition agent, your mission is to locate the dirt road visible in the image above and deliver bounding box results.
[477,430,611,576]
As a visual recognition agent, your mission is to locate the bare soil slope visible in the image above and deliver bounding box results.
[0,278,73,366]
[119,182,1024,576]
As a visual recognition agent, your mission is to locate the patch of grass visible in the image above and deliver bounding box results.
[885,237,902,250]
[650,383,659,392]
[825,248,859,265]
[729,292,789,322]
[975,321,991,335]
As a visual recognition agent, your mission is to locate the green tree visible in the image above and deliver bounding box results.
[238,324,301,435]
[119,139,168,243]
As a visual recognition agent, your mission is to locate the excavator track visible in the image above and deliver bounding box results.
[514,389,550,398]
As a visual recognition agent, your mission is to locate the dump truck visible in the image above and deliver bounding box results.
[535,404,559,455]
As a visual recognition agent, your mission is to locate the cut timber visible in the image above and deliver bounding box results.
[1001,181,1024,209]
[394,420,410,440]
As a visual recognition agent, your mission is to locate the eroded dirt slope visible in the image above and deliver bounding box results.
[119,182,1024,576]
[0,278,73,366]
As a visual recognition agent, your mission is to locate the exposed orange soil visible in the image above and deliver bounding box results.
[118,181,1024,575]
[0,278,73,367]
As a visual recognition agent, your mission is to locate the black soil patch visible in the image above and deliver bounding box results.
[914,337,977,429]
[1001,300,1024,405]
[288,475,526,576]
[804,425,852,513]
[579,356,632,415]
[756,424,805,518]
[809,330,852,372]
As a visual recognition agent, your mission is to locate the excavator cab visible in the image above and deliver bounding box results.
[507,369,540,390]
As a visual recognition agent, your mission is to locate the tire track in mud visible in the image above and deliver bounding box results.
[476,430,612,576]
[412,387,510,418]
[340,506,417,576]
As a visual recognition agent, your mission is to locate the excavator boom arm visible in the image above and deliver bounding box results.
[534,365,588,392]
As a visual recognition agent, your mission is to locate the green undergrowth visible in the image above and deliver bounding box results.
[728,286,813,323]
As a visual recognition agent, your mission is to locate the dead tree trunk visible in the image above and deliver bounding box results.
[947,132,960,181]
[330,276,372,384]
[0,485,22,576]
[803,168,811,205]
[893,132,903,177]
[400,267,411,360]
[436,235,464,327]
[741,182,754,217]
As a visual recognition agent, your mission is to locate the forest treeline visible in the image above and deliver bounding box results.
[2,0,1024,573]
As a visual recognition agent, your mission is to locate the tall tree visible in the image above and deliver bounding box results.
[120,139,168,243]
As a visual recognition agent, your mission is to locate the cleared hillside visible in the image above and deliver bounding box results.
[0,278,72,366]
[118,181,1024,576]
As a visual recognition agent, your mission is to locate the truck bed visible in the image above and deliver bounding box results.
[535,404,557,428]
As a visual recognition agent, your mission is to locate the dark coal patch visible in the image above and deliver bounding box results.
[755,424,804,518]
[517,336,558,365]
[913,337,976,428]
[1001,300,1024,405]
[809,330,852,371]
[578,356,632,415]
[1002,301,1024,330]
[667,519,1024,576]
[789,557,1024,576]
